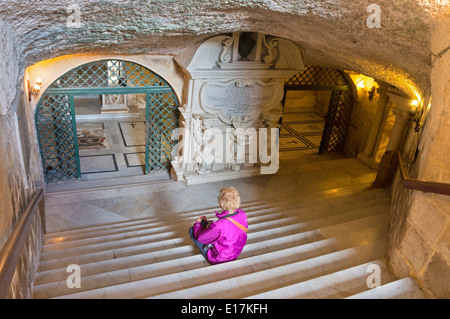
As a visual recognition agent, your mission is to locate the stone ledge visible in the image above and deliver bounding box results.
[184,166,261,185]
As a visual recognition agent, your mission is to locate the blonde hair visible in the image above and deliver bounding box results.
[218,187,241,213]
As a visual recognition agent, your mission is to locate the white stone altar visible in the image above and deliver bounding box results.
[101,94,128,113]
[172,32,304,184]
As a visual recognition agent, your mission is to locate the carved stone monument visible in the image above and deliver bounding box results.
[172,32,304,184]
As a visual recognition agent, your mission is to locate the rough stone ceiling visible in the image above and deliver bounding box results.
[1,0,449,96]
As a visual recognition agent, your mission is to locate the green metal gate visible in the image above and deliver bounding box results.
[36,94,81,183]
[283,65,354,154]
[35,59,179,184]
[145,91,179,174]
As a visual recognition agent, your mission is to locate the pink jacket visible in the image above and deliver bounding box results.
[193,209,248,264]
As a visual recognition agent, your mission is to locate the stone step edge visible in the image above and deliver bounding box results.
[244,258,392,299]
[143,240,387,300]
[34,222,388,287]
[41,196,388,252]
[38,203,388,261]
[42,193,388,245]
[43,183,385,238]
[50,239,386,299]
[35,225,382,300]
[41,199,297,243]
[36,210,387,275]
[345,277,427,299]
[36,210,388,277]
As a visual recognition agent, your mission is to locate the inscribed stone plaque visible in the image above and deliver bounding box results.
[200,79,283,123]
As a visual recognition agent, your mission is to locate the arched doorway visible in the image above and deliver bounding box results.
[35,59,179,184]
[281,65,355,154]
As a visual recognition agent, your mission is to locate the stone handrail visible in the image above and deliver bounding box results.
[397,151,450,196]
[0,188,45,298]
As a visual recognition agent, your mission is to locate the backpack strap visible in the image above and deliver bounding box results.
[218,211,239,219]
[225,217,248,233]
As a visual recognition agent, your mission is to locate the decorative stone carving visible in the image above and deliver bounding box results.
[229,115,256,171]
[218,37,233,63]
[231,115,254,130]
[231,115,255,148]
[192,116,216,175]
[199,79,283,124]
[101,94,128,113]
[262,36,279,64]
[173,31,304,181]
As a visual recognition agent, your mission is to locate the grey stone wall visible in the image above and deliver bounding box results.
[0,19,21,117]
[387,18,450,299]
[0,100,44,298]
[0,0,443,98]
[0,19,43,299]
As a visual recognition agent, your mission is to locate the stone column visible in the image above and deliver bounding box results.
[372,93,410,187]
[357,85,390,168]
[170,107,193,180]
[384,93,410,151]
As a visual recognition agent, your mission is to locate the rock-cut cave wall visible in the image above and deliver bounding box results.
[0,0,448,298]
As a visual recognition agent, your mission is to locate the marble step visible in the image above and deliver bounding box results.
[40,198,387,255]
[38,199,388,268]
[33,213,388,298]
[42,183,389,242]
[246,206,388,245]
[49,238,387,299]
[41,199,270,241]
[34,185,397,299]
[37,211,387,280]
[45,176,182,199]
[41,185,379,242]
[34,211,387,287]
[41,187,388,249]
[346,277,427,299]
[146,240,388,299]
[40,200,293,247]
[245,259,394,299]
[37,203,387,274]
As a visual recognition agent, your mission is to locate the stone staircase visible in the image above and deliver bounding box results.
[32,185,426,299]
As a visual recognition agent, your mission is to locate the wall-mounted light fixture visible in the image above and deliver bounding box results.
[354,75,378,100]
[356,78,366,89]
[28,78,42,100]
[407,99,423,132]
[33,78,42,95]
[368,86,376,100]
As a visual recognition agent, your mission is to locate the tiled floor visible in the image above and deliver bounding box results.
[77,114,147,181]
[279,97,325,152]
[44,99,171,193]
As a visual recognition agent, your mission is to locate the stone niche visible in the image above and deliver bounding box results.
[172,32,304,184]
